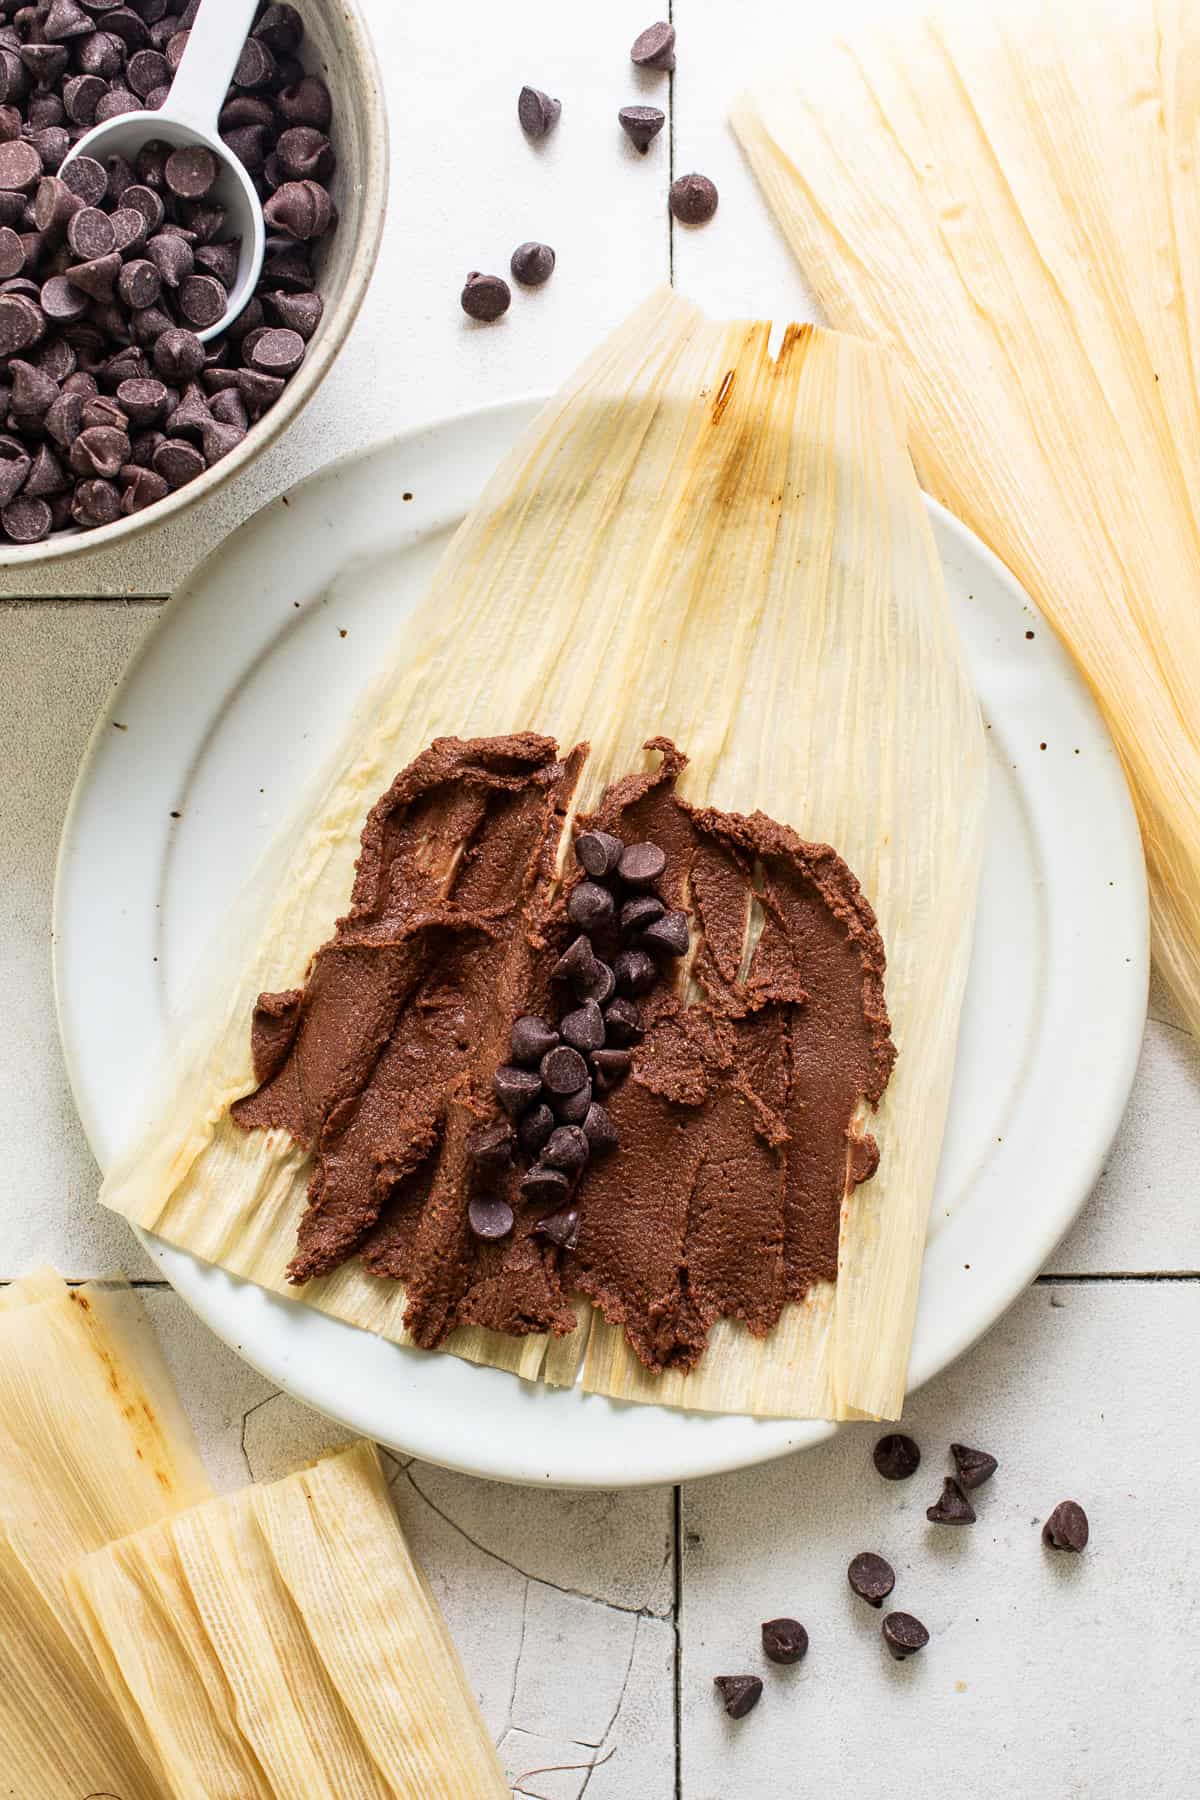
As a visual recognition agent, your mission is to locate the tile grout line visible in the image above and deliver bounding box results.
[672,1483,682,1800]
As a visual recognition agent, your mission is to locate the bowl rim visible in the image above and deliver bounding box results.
[0,0,389,570]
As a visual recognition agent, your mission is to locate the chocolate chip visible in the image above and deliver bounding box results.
[276,125,332,181]
[847,1551,895,1608]
[1042,1500,1088,1553]
[126,48,170,99]
[0,435,30,503]
[102,8,150,53]
[248,323,305,374]
[542,1124,589,1174]
[208,386,247,429]
[582,1101,618,1154]
[511,1015,559,1067]
[553,934,598,989]
[517,84,560,139]
[510,239,554,286]
[618,105,664,153]
[613,947,656,995]
[262,177,322,240]
[1,493,50,539]
[177,271,225,328]
[116,256,160,309]
[164,141,217,199]
[950,1443,998,1490]
[603,998,642,1046]
[882,1613,929,1661]
[714,1675,761,1719]
[575,829,624,878]
[540,1044,589,1095]
[873,1433,921,1481]
[520,1163,571,1208]
[0,291,43,352]
[532,1205,580,1250]
[235,367,283,416]
[567,879,614,930]
[119,463,169,512]
[20,43,70,88]
[926,1477,975,1525]
[67,203,114,258]
[233,36,275,88]
[467,1195,513,1241]
[77,36,124,82]
[517,1102,555,1156]
[460,271,510,322]
[620,894,664,935]
[553,1079,592,1124]
[194,239,237,288]
[590,1048,631,1092]
[92,87,138,124]
[42,1,93,45]
[69,423,128,477]
[669,173,719,226]
[761,1618,808,1665]
[631,20,676,70]
[466,1120,514,1173]
[31,175,80,237]
[108,206,148,253]
[149,235,197,293]
[617,841,666,888]
[643,910,689,957]
[39,272,87,321]
[81,395,128,433]
[165,380,212,436]
[60,151,106,205]
[123,182,165,231]
[8,356,57,414]
[65,251,120,301]
[254,4,304,54]
[44,386,82,443]
[152,325,203,380]
[561,999,604,1053]
[0,137,43,189]
[276,75,331,130]
[150,435,203,487]
[493,1063,542,1116]
[265,286,321,337]
[574,958,616,1006]
[201,417,246,466]
[22,441,65,495]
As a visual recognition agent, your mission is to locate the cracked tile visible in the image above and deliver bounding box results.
[512,1583,637,1745]
[240,1386,357,1483]
[584,1614,673,1800]
[407,1460,673,1614]
[497,1727,597,1800]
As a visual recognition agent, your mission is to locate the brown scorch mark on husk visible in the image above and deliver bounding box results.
[232,734,895,1375]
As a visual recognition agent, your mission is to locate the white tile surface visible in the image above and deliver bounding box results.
[1,2,1198,1794]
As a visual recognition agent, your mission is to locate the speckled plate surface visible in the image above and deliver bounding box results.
[53,398,1148,1487]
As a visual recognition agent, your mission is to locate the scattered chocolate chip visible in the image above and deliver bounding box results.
[582,1100,618,1154]
[873,1432,921,1481]
[517,84,560,139]
[620,894,665,935]
[574,957,616,1006]
[590,1047,632,1092]
[1,492,51,540]
[460,271,510,322]
[553,934,597,988]
[520,1163,571,1208]
[178,271,227,329]
[617,841,666,887]
[631,20,676,71]
[575,829,624,878]
[643,910,689,957]
[847,1551,895,1608]
[150,435,204,487]
[560,998,605,1052]
[511,1015,559,1067]
[882,1613,929,1661]
[950,1443,998,1490]
[714,1675,762,1719]
[540,1044,589,1095]
[761,1618,808,1665]
[613,947,656,995]
[603,997,643,1046]
[467,1195,513,1241]
[518,1102,555,1156]
[493,1063,542,1116]
[510,239,555,286]
[553,1079,592,1124]
[542,1124,589,1174]
[618,104,665,153]
[1042,1500,1088,1553]
[266,286,321,337]
[466,1121,514,1175]
[567,879,615,930]
[247,323,305,374]
[926,1477,976,1525]
[670,172,719,225]
[532,1205,580,1250]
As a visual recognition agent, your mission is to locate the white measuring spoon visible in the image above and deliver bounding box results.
[61,0,266,343]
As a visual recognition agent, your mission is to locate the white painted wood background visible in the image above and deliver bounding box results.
[2,2,1198,1794]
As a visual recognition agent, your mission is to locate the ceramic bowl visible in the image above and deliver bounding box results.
[0,0,388,569]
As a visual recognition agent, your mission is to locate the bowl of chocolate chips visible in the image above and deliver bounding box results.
[0,0,387,562]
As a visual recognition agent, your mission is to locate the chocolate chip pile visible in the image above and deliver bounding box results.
[465,825,691,1251]
[714,1432,1092,1717]
[461,20,718,324]
[0,0,334,542]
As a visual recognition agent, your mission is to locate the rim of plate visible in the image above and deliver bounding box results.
[52,397,1149,1487]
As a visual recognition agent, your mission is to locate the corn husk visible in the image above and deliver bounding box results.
[0,1277,212,1800]
[732,0,1200,1029]
[100,288,986,1421]
[66,1442,509,1800]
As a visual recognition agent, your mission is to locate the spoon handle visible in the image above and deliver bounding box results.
[161,0,264,137]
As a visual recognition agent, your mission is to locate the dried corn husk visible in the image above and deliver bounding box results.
[732,0,1200,1025]
[66,1442,509,1800]
[0,1277,212,1799]
[100,289,986,1420]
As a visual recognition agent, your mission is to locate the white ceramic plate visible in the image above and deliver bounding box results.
[54,399,1148,1488]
